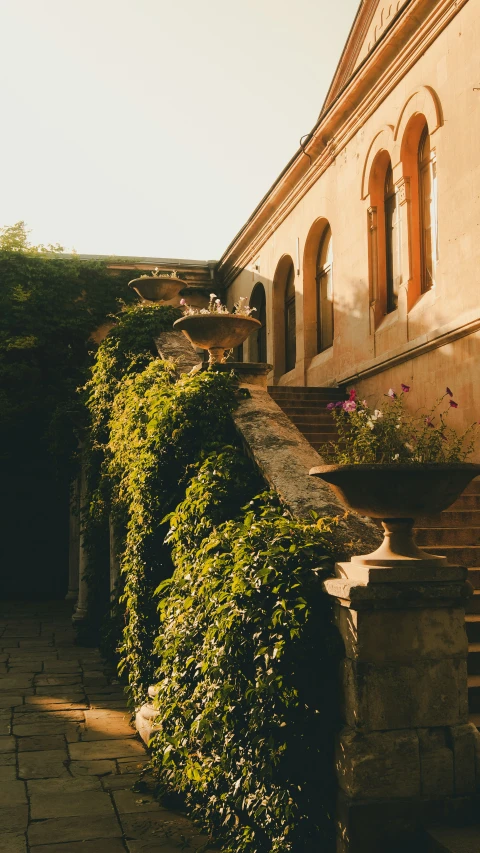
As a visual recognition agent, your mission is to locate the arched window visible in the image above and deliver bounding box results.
[284,262,296,372]
[249,283,267,362]
[315,226,334,351]
[384,164,399,313]
[399,114,438,309]
[418,125,437,293]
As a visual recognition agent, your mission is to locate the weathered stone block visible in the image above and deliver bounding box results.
[342,658,468,730]
[335,604,468,663]
[448,723,478,795]
[418,728,454,797]
[335,727,421,799]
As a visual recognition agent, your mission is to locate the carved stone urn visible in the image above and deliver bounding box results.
[128,274,184,304]
[309,462,480,581]
[173,313,261,364]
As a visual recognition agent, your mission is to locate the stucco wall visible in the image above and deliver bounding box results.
[225,0,480,454]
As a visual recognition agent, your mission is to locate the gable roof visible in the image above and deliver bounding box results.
[321,0,409,115]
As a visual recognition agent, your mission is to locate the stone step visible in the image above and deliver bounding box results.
[415,528,480,547]
[420,546,480,567]
[276,404,339,414]
[268,385,344,397]
[415,511,480,528]
[466,591,480,615]
[427,825,480,852]
[464,478,480,495]
[449,494,480,510]
[466,615,480,643]
[283,413,338,424]
[467,674,480,712]
[468,643,480,675]
[467,568,480,590]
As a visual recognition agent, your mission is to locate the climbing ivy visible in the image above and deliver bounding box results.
[84,303,342,852]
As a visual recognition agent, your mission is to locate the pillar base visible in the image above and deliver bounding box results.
[324,563,478,852]
[65,589,78,602]
[72,605,88,623]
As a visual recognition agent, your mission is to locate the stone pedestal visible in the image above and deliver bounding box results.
[72,462,89,623]
[325,564,480,852]
[135,685,161,745]
[200,361,273,388]
[65,477,80,602]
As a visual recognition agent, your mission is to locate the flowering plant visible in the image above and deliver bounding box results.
[323,385,478,464]
[179,293,256,317]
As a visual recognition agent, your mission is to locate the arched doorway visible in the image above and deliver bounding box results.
[249,283,267,362]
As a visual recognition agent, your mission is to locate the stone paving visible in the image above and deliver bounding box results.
[0,601,216,853]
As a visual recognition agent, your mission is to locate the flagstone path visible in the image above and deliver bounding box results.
[0,601,215,853]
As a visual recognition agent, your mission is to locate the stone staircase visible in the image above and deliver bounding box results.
[268,385,480,726]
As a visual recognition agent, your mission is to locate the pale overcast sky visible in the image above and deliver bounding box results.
[0,0,359,259]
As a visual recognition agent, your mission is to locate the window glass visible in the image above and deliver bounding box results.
[419,125,437,292]
[384,164,399,312]
[285,264,296,372]
[315,226,334,351]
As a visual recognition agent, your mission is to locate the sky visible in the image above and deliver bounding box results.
[0,0,359,260]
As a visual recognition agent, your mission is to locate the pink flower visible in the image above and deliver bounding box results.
[343,400,357,412]
[446,387,453,397]
[326,402,335,411]
[425,417,434,428]
[449,400,458,408]
[348,388,357,401]
[386,388,396,398]
[335,401,344,408]
[401,383,410,393]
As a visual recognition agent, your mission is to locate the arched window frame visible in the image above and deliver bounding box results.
[249,282,267,363]
[418,125,438,294]
[365,144,399,327]
[272,254,296,379]
[315,225,334,352]
[284,262,296,373]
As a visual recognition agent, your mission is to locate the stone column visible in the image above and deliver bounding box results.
[325,562,480,852]
[72,460,88,623]
[109,516,121,609]
[65,477,80,602]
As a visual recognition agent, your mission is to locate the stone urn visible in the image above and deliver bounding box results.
[128,274,183,303]
[173,313,261,364]
[309,462,480,576]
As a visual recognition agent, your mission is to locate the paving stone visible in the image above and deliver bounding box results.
[14,709,85,722]
[0,676,33,690]
[35,675,82,686]
[14,702,86,713]
[0,735,15,752]
[9,664,42,673]
[30,839,125,853]
[117,756,150,773]
[27,777,103,799]
[113,787,159,813]
[42,662,82,673]
[34,686,86,697]
[120,812,207,847]
[14,721,79,736]
[0,752,16,766]
[28,813,123,845]
[70,759,117,777]
[101,772,144,791]
[26,694,84,705]
[0,763,17,780]
[70,738,145,761]
[18,748,69,779]
[0,832,27,853]
[0,780,27,806]
[0,805,29,833]
[30,789,114,819]
[83,711,134,741]
[0,694,24,708]
[18,735,66,752]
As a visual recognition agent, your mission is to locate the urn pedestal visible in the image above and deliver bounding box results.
[309,464,480,851]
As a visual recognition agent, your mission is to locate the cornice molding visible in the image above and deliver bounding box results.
[218,0,468,288]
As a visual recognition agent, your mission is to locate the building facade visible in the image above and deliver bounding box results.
[218,0,480,454]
